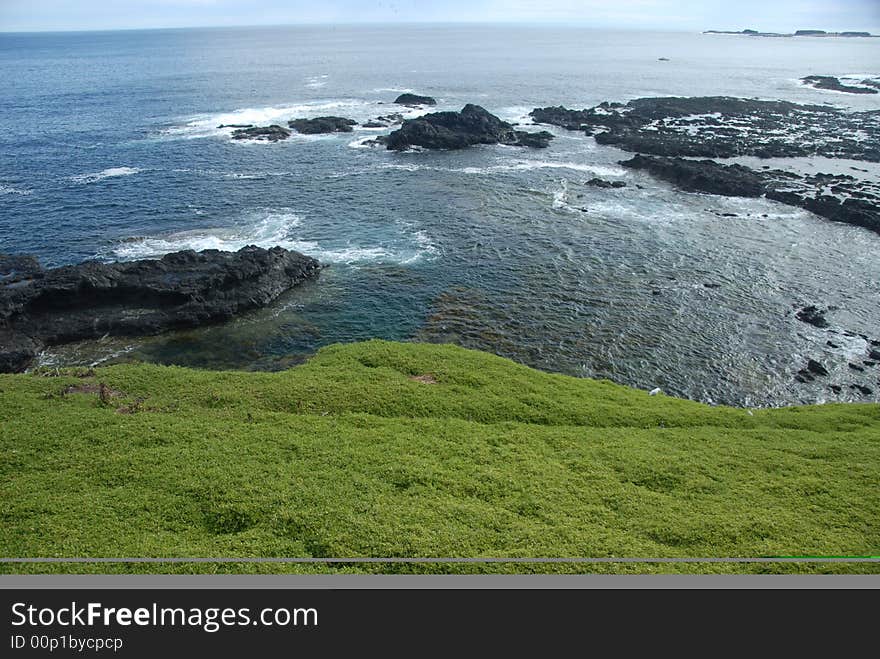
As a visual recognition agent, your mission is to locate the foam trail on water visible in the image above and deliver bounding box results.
[70,167,141,184]
[305,74,329,88]
[378,161,626,177]
[111,210,438,266]
[0,185,33,195]
[163,100,375,140]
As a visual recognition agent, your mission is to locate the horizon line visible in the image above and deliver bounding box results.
[2,21,877,35]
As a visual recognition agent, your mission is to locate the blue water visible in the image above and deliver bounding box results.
[1,25,879,406]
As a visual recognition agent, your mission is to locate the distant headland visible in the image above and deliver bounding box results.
[704,29,877,38]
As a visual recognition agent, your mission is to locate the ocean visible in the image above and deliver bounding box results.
[1,24,878,406]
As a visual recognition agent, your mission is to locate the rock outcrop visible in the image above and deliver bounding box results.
[530,96,880,162]
[0,246,321,373]
[288,116,358,134]
[620,155,880,234]
[381,104,554,151]
[586,178,627,189]
[620,155,880,233]
[394,93,437,106]
[231,125,291,142]
[801,75,878,94]
[620,155,765,197]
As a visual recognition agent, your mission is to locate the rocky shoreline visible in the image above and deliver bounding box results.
[529,96,880,235]
[0,246,321,373]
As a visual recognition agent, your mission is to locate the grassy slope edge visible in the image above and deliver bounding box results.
[1,340,878,574]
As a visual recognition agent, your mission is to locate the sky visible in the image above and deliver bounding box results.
[1,0,878,33]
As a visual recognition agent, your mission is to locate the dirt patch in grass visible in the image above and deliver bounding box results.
[63,383,123,397]
[409,374,439,384]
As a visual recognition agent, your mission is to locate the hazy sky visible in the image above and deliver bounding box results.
[1,0,878,33]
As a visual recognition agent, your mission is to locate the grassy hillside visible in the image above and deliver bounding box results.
[1,340,878,574]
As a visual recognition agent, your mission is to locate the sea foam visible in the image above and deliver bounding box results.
[111,210,438,266]
[70,167,141,184]
[0,185,33,196]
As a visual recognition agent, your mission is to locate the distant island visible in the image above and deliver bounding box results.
[705,29,876,38]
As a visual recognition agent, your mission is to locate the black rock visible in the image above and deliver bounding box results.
[801,75,878,94]
[0,331,41,374]
[531,96,880,162]
[829,384,842,393]
[361,121,387,128]
[869,349,880,361]
[231,125,291,142]
[806,359,829,377]
[288,117,357,134]
[796,370,814,383]
[530,106,600,132]
[850,384,874,395]
[383,104,554,151]
[586,178,627,189]
[512,130,554,148]
[0,254,42,284]
[620,155,765,197]
[826,341,840,348]
[0,246,321,373]
[532,96,880,234]
[849,363,866,372]
[795,305,829,328]
[394,93,437,106]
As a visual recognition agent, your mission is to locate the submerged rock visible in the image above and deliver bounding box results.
[231,125,291,142]
[586,177,627,189]
[512,130,554,148]
[795,306,828,327]
[288,116,358,134]
[806,359,829,377]
[0,247,321,373]
[382,104,554,151]
[394,93,437,106]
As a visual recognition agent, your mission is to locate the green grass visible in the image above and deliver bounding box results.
[1,340,878,574]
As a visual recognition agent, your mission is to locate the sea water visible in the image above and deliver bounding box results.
[1,25,878,406]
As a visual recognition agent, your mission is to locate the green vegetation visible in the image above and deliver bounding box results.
[1,340,878,574]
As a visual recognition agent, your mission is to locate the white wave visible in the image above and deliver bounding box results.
[552,180,576,211]
[373,87,414,93]
[111,210,438,266]
[70,167,141,184]
[377,160,626,177]
[0,184,32,196]
[495,161,626,176]
[498,106,535,124]
[408,230,439,262]
[113,212,304,259]
[305,74,329,89]
[348,136,381,149]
